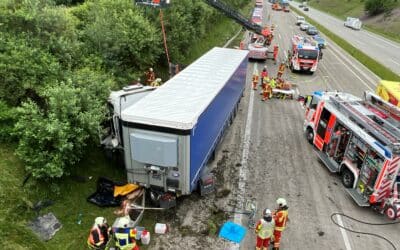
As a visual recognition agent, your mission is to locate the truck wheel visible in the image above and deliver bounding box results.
[305,128,314,144]
[341,168,354,188]
[385,205,398,220]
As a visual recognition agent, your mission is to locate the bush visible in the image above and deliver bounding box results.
[365,0,397,16]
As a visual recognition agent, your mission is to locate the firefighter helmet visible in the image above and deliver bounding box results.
[263,208,272,216]
[276,198,287,207]
[119,216,131,228]
[94,217,106,226]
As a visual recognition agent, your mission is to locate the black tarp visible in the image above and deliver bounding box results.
[87,177,124,207]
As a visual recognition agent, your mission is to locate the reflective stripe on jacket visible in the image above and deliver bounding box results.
[256,219,275,239]
[274,210,288,231]
[114,228,137,250]
[87,226,104,247]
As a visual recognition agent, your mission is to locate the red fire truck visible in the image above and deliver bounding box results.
[289,35,320,74]
[303,91,400,219]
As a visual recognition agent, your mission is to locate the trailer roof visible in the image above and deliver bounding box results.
[122,47,249,130]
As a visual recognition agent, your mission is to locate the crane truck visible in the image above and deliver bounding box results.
[303,91,400,219]
[136,0,274,60]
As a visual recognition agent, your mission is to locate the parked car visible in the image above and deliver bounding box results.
[300,22,310,31]
[299,4,303,8]
[303,7,309,11]
[312,35,327,49]
[344,17,362,30]
[306,26,318,35]
[296,16,305,25]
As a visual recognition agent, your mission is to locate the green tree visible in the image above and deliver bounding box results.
[365,0,397,15]
[14,70,115,178]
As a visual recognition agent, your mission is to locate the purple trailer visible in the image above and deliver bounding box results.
[121,47,248,204]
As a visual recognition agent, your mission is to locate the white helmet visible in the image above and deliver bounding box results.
[119,216,131,228]
[94,217,106,226]
[263,208,272,216]
[276,198,287,207]
[149,68,153,72]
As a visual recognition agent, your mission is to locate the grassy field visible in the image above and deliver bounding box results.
[305,0,400,43]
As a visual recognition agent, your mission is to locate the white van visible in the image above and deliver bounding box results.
[344,17,362,30]
[296,16,305,25]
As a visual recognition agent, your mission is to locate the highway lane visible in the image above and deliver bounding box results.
[289,1,400,76]
[233,3,399,250]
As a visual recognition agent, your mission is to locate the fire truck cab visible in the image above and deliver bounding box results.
[289,35,320,74]
[303,91,400,219]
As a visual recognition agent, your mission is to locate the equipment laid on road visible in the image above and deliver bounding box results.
[289,35,320,74]
[376,80,400,107]
[303,91,400,219]
[344,17,362,30]
[119,48,248,205]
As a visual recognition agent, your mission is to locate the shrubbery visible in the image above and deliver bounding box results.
[365,0,397,16]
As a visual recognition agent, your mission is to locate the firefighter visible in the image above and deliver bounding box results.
[277,62,286,79]
[255,208,275,250]
[272,198,289,250]
[252,69,259,90]
[150,78,162,87]
[262,77,272,101]
[113,216,140,250]
[145,68,155,85]
[273,45,279,64]
[260,66,268,86]
[87,217,110,250]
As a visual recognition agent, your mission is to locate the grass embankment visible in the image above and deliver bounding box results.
[291,7,400,81]
[0,2,254,250]
[182,1,253,64]
[305,0,400,43]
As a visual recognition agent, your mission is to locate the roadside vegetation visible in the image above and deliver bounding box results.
[292,7,400,81]
[306,0,400,43]
[0,0,250,249]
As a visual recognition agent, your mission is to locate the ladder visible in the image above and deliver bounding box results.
[330,96,400,154]
[203,0,265,36]
[365,91,400,122]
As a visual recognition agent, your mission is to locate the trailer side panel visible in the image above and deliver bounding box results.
[189,59,248,191]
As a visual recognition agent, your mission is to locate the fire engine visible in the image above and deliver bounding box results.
[255,0,263,7]
[289,35,320,74]
[303,91,400,219]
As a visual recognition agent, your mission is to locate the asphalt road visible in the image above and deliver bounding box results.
[226,2,400,250]
[289,1,400,76]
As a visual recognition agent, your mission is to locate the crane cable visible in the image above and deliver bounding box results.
[159,9,170,65]
[330,212,400,250]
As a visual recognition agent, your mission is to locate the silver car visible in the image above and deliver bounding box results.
[300,22,310,31]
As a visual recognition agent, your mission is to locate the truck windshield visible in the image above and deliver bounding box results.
[298,49,318,59]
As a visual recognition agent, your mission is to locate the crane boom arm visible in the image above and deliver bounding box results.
[203,0,269,37]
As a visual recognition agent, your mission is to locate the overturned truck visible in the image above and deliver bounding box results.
[103,47,249,206]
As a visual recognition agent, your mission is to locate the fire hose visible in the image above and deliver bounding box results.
[330,212,400,250]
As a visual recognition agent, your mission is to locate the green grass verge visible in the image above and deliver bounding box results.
[292,7,400,81]
[182,1,253,64]
[0,144,161,250]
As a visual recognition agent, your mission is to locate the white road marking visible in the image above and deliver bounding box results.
[390,58,400,66]
[363,30,400,50]
[284,50,287,59]
[327,45,374,90]
[278,34,282,40]
[230,63,256,250]
[336,214,353,250]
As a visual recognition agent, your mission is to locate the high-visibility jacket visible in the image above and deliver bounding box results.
[270,79,276,89]
[114,227,137,250]
[274,209,288,231]
[87,226,104,247]
[255,219,275,239]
